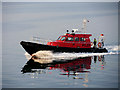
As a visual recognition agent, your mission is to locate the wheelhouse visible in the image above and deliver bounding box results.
[47,33,92,48]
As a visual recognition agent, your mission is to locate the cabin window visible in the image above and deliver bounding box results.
[80,37,86,41]
[66,37,73,41]
[75,37,79,41]
[61,37,66,41]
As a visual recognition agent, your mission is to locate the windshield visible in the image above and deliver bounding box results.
[61,37,66,41]
[57,36,61,40]
[66,37,73,41]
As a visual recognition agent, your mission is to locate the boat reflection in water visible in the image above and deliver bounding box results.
[21,55,105,75]
[94,55,106,70]
[21,55,106,87]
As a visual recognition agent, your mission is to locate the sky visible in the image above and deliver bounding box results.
[2,2,118,47]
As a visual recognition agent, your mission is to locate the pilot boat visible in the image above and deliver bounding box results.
[20,19,108,55]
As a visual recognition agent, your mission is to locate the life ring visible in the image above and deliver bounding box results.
[98,42,102,48]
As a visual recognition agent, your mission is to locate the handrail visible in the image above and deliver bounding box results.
[32,36,53,44]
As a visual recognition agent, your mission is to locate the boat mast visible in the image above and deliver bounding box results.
[82,18,89,33]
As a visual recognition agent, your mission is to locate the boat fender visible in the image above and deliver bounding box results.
[98,42,102,48]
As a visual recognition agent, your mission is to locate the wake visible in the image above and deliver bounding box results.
[25,45,119,60]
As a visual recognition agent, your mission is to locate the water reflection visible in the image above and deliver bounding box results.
[22,55,105,74]
[21,55,106,87]
[93,55,106,70]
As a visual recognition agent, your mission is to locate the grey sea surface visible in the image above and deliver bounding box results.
[2,46,118,88]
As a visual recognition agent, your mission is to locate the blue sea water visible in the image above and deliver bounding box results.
[2,44,119,88]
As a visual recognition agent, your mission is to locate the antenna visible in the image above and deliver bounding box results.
[82,18,89,33]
